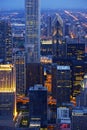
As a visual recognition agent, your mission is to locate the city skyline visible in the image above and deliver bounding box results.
[0,0,87,10]
[0,0,87,129]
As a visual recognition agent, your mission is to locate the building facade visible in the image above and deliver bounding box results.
[52,65,71,106]
[13,51,26,95]
[25,0,42,89]
[29,84,47,128]
[0,64,16,127]
[25,0,40,63]
[52,14,67,58]
[67,42,85,96]
[0,20,13,63]
[57,107,71,130]
[72,108,87,130]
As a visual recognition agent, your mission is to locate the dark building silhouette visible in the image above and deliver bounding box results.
[26,63,44,90]
[0,20,13,63]
[64,23,71,36]
[13,51,26,95]
[52,64,71,106]
[67,42,85,96]
[29,84,47,128]
[47,15,52,37]
[72,108,87,130]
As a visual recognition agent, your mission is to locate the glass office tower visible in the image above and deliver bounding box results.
[25,0,40,63]
[25,0,42,89]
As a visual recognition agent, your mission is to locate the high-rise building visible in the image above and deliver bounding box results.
[52,64,71,106]
[47,15,52,37]
[67,43,85,61]
[57,107,71,130]
[44,66,52,93]
[76,88,87,107]
[64,23,71,36]
[67,42,85,96]
[26,63,44,89]
[72,108,87,130]
[13,51,26,95]
[25,0,42,89]
[0,64,17,127]
[13,33,25,48]
[41,38,52,56]
[29,84,47,128]
[25,0,40,63]
[52,14,66,58]
[76,74,87,107]
[0,20,13,64]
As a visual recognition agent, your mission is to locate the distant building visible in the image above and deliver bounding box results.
[67,42,85,96]
[0,20,13,63]
[76,74,87,107]
[82,74,87,89]
[67,43,85,61]
[71,107,87,130]
[0,64,16,127]
[52,64,71,106]
[64,23,71,37]
[41,38,52,56]
[47,15,52,37]
[13,33,25,48]
[52,14,67,58]
[29,84,47,128]
[26,63,44,90]
[76,88,87,107]
[43,64,52,93]
[13,51,26,95]
[56,107,71,130]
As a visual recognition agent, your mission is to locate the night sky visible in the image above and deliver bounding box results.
[0,0,87,9]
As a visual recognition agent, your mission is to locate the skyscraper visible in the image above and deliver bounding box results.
[52,64,71,106]
[67,42,85,96]
[52,14,66,58]
[72,108,87,130]
[0,20,13,64]
[13,51,26,95]
[0,64,16,127]
[29,84,47,128]
[25,0,40,63]
[25,0,42,89]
